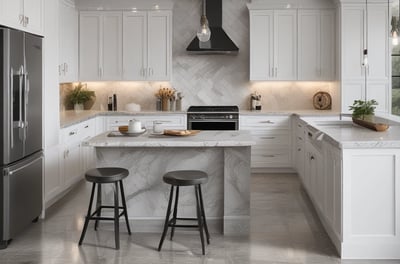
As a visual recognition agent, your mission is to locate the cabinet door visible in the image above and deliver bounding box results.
[367,81,389,113]
[64,141,82,186]
[341,81,365,113]
[59,0,78,83]
[320,10,335,80]
[274,10,297,80]
[249,10,274,80]
[147,11,171,81]
[367,4,389,80]
[0,0,23,30]
[298,10,320,81]
[123,11,147,81]
[342,6,365,80]
[23,0,43,35]
[79,12,101,81]
[102,12,123,80]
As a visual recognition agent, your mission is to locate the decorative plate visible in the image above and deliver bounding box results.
[313,91,332,110]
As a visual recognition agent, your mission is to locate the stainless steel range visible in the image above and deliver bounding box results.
[187,106,239,130]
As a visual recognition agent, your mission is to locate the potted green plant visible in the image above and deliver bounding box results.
[66,83,95,112]
[349,99,378,121]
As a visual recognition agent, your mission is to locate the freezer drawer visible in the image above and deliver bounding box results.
[1,151,43,247]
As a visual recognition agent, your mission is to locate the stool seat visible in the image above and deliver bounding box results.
[163,170,208,186]
[85,168,129,183]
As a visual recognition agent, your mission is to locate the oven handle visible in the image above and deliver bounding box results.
[188,119,238,122]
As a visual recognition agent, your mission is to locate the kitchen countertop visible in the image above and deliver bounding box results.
[61,109,341,128]
[84,130,255,147]
[301,116,400,149]
[60,110,187,128]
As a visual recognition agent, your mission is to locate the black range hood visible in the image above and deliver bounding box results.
[186,0,239,55]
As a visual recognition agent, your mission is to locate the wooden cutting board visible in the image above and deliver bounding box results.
[163,130,200,136]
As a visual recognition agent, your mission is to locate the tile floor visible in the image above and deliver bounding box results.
[0,174,399,264]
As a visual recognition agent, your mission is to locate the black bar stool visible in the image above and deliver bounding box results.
[158,170,210,255]
[78,167,131,249]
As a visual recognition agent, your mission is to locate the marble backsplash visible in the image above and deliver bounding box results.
[60,0,340,112]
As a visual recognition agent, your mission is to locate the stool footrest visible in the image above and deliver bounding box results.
[168,224,200,228]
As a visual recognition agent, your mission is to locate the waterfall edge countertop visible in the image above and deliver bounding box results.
[83,130,255,147]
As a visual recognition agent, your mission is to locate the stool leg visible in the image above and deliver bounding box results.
[198,185,210,244]
[158,185,174,251]
[114,182,120,250]
[94,183,102,231]
[79,182,97,246]
[170,186,179,240]
[119,180,131,235]
[195,185,205,255]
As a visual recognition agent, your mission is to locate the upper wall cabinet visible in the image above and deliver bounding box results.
[123,10,172,81]
[59,0,78,83]
[298,10,335,81]
[0,0,43,35]
[341,3,389,113]
[79,12,123,81]
[249,10,297,81]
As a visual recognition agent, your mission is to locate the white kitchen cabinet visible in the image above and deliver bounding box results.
[341,3,389,114]
[292,116,306,182]
[323,140,342,240]
[106,114,186,131]
[298,9,335,81]
[0,0,43,35]
[240,115,292,169]
[79,11,123,81]
[249,10,297,81]
[59,0,78,83]
[123,10,171,81]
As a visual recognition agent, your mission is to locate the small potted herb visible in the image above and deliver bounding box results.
[349,99,378,121]
[66,83,95,112]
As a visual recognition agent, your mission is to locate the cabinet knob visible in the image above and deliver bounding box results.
[298,148,301,151]
[69,131,76,136]
[310,156,315,160]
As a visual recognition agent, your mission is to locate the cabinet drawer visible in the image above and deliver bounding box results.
[250,130,291,147]
[240,115,290,129]
[251,148,291,168]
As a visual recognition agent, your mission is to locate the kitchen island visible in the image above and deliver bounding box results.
[83,130,254,235]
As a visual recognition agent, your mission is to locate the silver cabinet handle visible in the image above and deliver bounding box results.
[84,125,89,128]
[24,16,29,26]
[260,136,276,139]
[274,67,277,77]
[310,156,315,160]
[69,131,76,136]
[262,154,275,158]
[64,63,68,73]
[19,14,24,25]
[260,120,274,124]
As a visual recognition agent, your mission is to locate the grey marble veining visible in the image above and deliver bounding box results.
[95,145,251,235]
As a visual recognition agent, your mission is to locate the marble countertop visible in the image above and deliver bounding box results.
[60,110,187,128]
[301,117,400,149]
[61,109,341,128]
[84,130,255,147]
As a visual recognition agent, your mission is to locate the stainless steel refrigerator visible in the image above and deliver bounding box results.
[0,27,43,249]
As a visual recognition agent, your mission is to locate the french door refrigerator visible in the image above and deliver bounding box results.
[0,27,43,249]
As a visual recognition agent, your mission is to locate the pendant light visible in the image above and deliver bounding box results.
[391,0,400,45]
[197,0,211,42]
[363,0,369,68]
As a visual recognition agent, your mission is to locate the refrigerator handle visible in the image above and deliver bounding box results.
[18,65,24,129]
[23,71,29,143]
[10,68,14,149]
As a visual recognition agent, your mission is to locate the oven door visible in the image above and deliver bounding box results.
[188,119,238,130]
